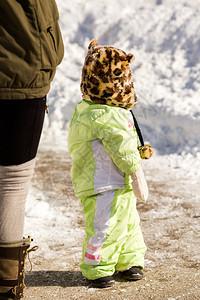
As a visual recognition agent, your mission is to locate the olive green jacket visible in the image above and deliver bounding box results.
[0,0,64,99]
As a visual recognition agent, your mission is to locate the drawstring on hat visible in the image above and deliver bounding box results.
[130,110,153,159]
[130,110,144,147]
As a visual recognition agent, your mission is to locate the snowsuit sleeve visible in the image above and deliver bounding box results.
[91,107,141,175]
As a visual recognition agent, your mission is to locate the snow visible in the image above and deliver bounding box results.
[42,0,200,165]
[24,0,200,266]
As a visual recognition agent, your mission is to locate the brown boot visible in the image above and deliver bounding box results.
[0,237,37,299]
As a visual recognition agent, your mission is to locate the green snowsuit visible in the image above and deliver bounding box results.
[67,98,146,280]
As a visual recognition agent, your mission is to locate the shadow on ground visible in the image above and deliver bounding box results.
[25,271,87,287]
[25,270,129,288]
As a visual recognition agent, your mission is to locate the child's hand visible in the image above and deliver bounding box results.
[131,168,148,202]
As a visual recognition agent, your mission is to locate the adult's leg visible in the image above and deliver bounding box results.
[0,97,46,241]
[0,98,46,299]
[0,158,36,241]
[0,97,46,166]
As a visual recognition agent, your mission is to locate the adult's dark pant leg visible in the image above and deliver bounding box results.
[0,97,46,166]
[0,97,47,241]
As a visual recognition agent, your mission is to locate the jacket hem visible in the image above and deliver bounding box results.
[0,85,50,100]
[76,184,133,199]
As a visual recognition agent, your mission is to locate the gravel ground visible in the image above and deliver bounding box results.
[23,150,200,300]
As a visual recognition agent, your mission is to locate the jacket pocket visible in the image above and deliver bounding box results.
[33,0,64,69]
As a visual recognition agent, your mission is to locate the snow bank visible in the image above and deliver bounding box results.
[40,0,200,171]
[43,0,200,154]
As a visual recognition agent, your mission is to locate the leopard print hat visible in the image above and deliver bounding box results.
[80,40,137,110]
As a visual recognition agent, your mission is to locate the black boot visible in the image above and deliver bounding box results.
[119,266,143,281]
[87,276,115,288]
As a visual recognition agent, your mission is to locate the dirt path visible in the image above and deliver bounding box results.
[24,150,200,299]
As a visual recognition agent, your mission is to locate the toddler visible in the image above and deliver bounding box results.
[67,40,152,288]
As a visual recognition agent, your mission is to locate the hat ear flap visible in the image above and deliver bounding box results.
[88,39,98,49]
[126,53,134,63]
